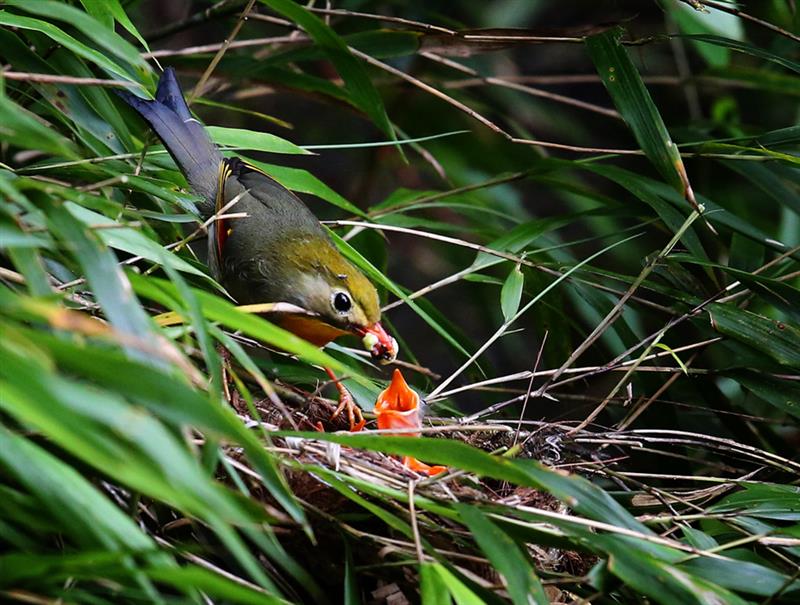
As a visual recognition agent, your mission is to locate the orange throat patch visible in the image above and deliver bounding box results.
[277,313,349,347]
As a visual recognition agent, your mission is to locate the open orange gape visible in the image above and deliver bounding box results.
[373,369,447,476]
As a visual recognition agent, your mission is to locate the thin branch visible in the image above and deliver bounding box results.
[306,6,456,35]
[143,35,301,59]
[681,0,800,44]
[348,47,641,155]
[422,52,621,120]
[1,71,141,88]
[189,0,258,103]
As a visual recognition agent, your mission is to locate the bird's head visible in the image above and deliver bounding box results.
[278,237,398,364]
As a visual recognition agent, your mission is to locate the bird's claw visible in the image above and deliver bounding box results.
[326,369,366,432]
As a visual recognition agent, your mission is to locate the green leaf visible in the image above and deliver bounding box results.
[242,157,367,217]
[709,484,800,521]
[429,564,485,605]
[209,126,310,155]
[256,0,395,141]
[277,432,651,533]
[708,303,800,368]
[670,1,742,68]
[586,28,691,201]
[597,535,751,605]
[457,505,548,605]
[726,370,800,419]
[65,202,210,280]
[146,565,291,605]
[79,0,152,53]
[343,541,359,605]
[681,555,800,598]
[0,95,79,159]
[500,264,524,322]
[582,164,708,261]
[1,299,307,532]
[420,563,452,605]
[683,34,800,74]
[0,426,161,555]
[45,203,161,363]
[7,0,147,73]
[0,10,141,81]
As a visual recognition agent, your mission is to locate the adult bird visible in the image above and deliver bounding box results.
[118,68,397,430]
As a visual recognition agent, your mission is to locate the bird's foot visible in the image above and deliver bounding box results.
[326,368,366,432]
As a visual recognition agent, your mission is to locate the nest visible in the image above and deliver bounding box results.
[222,385,601,602]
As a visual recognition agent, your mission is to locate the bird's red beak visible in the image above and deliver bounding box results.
[356,321,398,365]
[373,369,446,476]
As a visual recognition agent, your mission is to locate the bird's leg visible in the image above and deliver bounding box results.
[325,367,366,432]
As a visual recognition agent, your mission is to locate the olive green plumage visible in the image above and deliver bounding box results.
[215,160,381,331]
[118,67,383,339]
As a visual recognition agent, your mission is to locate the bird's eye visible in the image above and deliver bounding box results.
[333,291,352,313]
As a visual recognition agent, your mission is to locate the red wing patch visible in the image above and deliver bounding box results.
[214,160,233,260]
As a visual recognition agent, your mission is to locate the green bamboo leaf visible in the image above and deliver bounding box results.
[708,303,800,368]
[420,563,452,605]
[6,248,52,297]
[500,264,524,322]
[277,432,651,533]
[671,253,800,322]
[457,505,548,605]
[129,273,370,384]
[65,202,209,280]
[256,0,395,141]
[0,551,135,588]
[709,484,800,521]
[146,566,291,605]
[243,157,367,217]
[705,66,800,96]
[208,126,310,155]
[582,164,708,261]
[684,34,800,74]
[586,27,693,204]
[0,96,79,159]
[47,52,135,153]
[0,10,141,81]
[343,541,359,605]
[596,536,751,605]
[0,337,281,593]
[722,160,800,217]
[46,203,161,364]
[0,300,306,531]
[681,555,800,598]
[7,0,147,72]
[430,564,485,605]
[669,0,743,68]
[0,426,162,556]
[725,370,800,419]
[79,0,152,52]
[0,224,53,249]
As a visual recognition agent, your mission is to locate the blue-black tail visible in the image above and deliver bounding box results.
[117,68,222,214]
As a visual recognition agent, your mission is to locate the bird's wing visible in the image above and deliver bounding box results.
[207,160,234,282]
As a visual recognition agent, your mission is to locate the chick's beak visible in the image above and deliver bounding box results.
[357,321,398,364]
[376,369,419,414]
[375,369,420,432]
[373,370,446,476]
